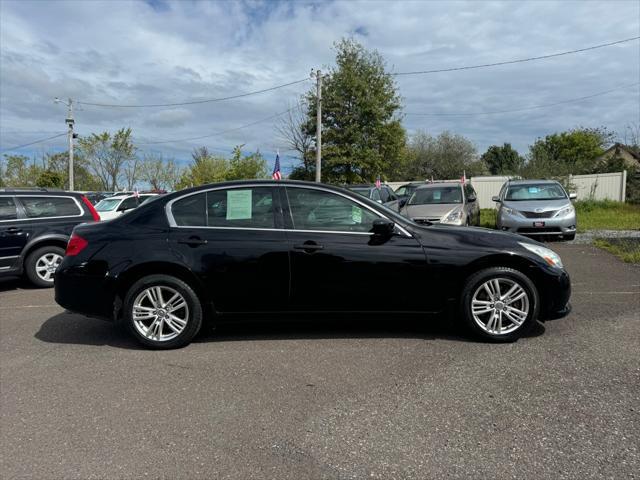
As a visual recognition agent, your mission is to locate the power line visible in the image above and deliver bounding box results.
[0,133,67,153]
[78,78,310,108]
[393,36,640,76]
[134,105,301,146]
[404,82,639,116]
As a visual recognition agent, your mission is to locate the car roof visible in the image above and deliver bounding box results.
[0,189,84,197]
[103,193,158,200]
[507,179,560,185]
[414,182,463,190]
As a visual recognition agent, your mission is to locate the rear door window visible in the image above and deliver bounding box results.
[207,187,275,228]
[170,187,277,229]
[19,196,81,218]
[0,197,18,221]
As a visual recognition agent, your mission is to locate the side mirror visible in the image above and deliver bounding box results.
[399,198,408,208]
[117,205,130,212]
[468,195,476,203]
[491,196,501,203]
[372,218,395,237]
[569,193,577,200]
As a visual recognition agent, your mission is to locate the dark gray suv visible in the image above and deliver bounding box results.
[0,189,99,287]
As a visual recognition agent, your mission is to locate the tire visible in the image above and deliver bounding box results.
[24,246,65,288]
[123,274,203,349]
[460,267,540,342]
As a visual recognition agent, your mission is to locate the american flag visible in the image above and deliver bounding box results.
[460,171,467,184]
[272,152,282,180]
[375,176,381,188]
[133,187,139,198]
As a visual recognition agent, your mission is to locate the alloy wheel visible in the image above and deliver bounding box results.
[471,277,530,335]
[35,253,63,283]
[132,286,190,342]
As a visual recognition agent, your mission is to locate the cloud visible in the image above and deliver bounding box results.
[1,0,638,172]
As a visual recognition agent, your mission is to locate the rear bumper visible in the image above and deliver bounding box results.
[54,263,116,321]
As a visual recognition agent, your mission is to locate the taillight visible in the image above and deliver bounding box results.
[66,233,88,256]
[81,195,101,221]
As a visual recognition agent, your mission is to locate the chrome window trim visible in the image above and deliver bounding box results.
[0,195,84,223]
[0,255,19,260]
[165,183,411,237]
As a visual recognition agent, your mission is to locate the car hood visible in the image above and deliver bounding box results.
[402,203,460,219]
[408,223,545,251]
[502,199,571,212]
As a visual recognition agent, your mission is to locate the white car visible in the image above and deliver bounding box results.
[94,193,158,221]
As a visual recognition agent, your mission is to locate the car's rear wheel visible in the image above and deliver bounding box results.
[124,275,202,349]
[460,267,539,342]
[25,246,65,288]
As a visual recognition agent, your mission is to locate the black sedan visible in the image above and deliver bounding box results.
[55,180,571,349]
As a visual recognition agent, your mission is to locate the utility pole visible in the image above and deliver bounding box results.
[312,69,322,183]
[55,97,76,191]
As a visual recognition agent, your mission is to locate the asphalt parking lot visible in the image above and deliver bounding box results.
[1,243,639,479]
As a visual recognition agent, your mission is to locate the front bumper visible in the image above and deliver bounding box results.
[497,211,576,236]
[536,267,572,320]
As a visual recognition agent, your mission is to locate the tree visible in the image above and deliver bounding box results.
[481,143,523,175]
[524,127,615,178]
[402,131,483,180]
[301,38,405,183]
[140,153,181,190]
[176,147,229,189]
[2,154,42,187]
[276,103,314,180]
[42,152,101,190]
[227,145,267,180]
[36,170,64,188]
[78,128,137,190]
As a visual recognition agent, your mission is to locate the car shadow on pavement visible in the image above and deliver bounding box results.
[35,311,545,349]
[0,276,37,292]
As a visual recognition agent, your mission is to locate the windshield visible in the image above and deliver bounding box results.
[408,186,462,205]
[505,183,567,201]
[94,198,121,211]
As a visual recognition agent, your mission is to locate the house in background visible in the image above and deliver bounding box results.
[598,143,640,171]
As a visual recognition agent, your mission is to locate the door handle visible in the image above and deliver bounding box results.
[6,227,22,234]
[178,236,208,246]
[294,242,324,252]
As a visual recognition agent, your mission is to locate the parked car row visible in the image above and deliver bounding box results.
[391,178,577,239]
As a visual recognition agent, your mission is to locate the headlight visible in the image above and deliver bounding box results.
[503,207,520,216]
[554,205,575,217]
[440,207,464,225]
[519,242,564,269]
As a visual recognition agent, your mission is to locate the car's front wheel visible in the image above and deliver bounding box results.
[124,274,203,349]
[460,267,539,342]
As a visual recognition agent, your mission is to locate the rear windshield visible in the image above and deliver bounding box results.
[505,184,567,201]
[408,186,462,205]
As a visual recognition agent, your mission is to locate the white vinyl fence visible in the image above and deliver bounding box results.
[388,171,627,209]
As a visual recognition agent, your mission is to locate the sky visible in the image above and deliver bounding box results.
[1,0,639,175]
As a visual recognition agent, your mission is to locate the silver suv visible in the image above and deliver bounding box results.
[493,180,577,240]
